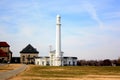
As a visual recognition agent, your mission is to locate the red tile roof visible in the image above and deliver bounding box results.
[0,42,10,47]
[0,49,7,57]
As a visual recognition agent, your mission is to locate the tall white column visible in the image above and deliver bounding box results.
[55,14,62,66]
[56,14,61,57]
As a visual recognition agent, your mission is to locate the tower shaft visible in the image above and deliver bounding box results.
[56,15,61,57]
[55,15,63,66]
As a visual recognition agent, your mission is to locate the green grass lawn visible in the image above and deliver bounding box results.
[21,66,120,78]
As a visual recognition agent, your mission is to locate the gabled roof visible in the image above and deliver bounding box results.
[20,44,39,54]
[0,49,7,57]
[0,42,10,47]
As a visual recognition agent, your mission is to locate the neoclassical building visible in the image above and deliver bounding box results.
[20,44,39,64]
[35,50,77,66]
[35,15,77,66]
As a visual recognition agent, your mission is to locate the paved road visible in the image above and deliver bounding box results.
[0,64,27,80]
[0,64,5,66]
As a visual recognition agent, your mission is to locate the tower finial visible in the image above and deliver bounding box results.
[57,14,60,18]
[56,14,61,24]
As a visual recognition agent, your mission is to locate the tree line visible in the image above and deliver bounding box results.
[77,58,120,66]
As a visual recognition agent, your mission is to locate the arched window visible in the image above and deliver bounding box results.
[28,55,30,58]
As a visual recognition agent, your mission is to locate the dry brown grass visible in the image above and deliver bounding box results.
[0,64,22,72]
[9,65,120,80]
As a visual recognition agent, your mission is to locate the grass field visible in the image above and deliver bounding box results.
[0,64,22,72]
[10,65,120,80]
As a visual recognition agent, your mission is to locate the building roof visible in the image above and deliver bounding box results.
[0,49,7,57]
[44,56,50,58]
[63,57,77,59]
[0,42,10,47]
[35,56,50,59]
[9,50,12,54]
[20,44,39,54]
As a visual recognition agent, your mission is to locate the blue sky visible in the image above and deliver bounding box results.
[0,0,120,60]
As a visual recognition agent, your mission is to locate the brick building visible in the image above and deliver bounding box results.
[0,42,12,63]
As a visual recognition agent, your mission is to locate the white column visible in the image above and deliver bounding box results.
[56,14,61,57]
[55,15,62,66]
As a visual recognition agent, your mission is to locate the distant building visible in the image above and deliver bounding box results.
[0,42,12,63]
[20,44,39,64]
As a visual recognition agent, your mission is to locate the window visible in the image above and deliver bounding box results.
[28,55,30,58]
[37,61,39,65]
[46,61,49,66]
[28,55,30,61]
[73,61,75,66]
[69,61,71,66]
[22,56,25,61]
[42,61,44,65]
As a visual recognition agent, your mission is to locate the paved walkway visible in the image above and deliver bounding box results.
[0,64,27,80]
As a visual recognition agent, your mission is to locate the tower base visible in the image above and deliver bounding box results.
[54,57,63,66]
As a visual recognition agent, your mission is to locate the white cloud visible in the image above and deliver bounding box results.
[81,1,104,29]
